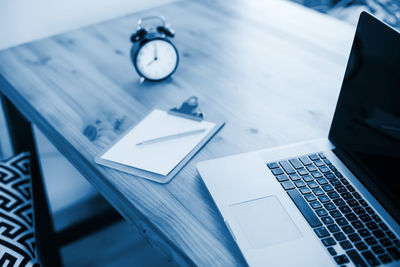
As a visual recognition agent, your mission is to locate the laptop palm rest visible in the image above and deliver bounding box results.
[229,195,302,249]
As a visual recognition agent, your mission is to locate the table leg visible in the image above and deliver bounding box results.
[1,94,62,267]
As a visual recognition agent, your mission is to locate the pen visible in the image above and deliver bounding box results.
[136,128,206,146]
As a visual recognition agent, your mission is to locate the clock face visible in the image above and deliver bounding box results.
[135,39,178,81]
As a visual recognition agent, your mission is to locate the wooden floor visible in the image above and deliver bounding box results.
[61,220,171,267]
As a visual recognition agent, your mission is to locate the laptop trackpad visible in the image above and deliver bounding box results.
[229,195,302,249]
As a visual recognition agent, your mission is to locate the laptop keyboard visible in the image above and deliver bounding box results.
[267,152,400,266]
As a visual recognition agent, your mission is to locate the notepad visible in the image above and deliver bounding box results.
[95,109,224,183]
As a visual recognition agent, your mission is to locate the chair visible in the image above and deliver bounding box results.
[0,95,122,266]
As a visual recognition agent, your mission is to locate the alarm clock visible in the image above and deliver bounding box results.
[130,16,179,81]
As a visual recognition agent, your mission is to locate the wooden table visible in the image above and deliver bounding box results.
[0,0,355,265]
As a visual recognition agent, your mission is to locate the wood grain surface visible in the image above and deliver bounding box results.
[0,0,355,265]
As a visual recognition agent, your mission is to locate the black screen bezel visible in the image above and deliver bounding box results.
[328,12,400,223]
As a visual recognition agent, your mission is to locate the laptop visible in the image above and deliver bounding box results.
[197,12,400,267]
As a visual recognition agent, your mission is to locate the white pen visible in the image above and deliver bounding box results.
[136,128,206,146]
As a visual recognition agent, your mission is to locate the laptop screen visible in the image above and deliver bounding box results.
[329,12,400,222]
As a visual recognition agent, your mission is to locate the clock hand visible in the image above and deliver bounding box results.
[154,43,158,60]
[146,59,156,67]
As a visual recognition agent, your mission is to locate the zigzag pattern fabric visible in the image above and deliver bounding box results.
[0,152,39,267]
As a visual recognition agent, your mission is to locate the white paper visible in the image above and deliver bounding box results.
[100,109,215,176]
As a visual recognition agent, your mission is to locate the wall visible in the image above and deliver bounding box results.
[0,0,177,51]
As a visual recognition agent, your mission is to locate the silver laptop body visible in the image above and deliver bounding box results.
[197,13,400,267]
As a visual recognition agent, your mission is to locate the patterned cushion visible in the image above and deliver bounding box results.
[0,152,39,267]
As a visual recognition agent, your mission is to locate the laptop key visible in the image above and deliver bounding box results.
[309,154,319,161]
[314,160,325,167]
[379,222,388,231]
[289,174,301,181]
[307,181,319,189]
[340,240,353,249]
[351,220,364,229]
[272,168,284,176]
[387,246,400,260]
[279,161,296,174]
[365,237,378,246]
[294,180,306,188]
[328,247,337,256]
[334,171,343,178]
[302,174,314,182]
[333,198,346,206]
[329,210,342,218]
[349,233,362,242]
[299,156,312,166]
[372,215,382,223]
[316,178,328,185]
[346,249,368,267]
[371,245,385,255]
[372,230,385,239]
[327,191,340,199]
[386,230,396,239]
[322,184,334,192]
[319,166,330,173]
[328,224,340,233]
[325,172,335,179]
[310,201,323,209]
[378,254,392,264]
[330,179,341,186]
[281,181,295,190]
[322,237,337,246]
[361,250,380,266]
[306,165,318,172]
[289,158,303,169]
[380,238,393,247]
[334,232,347,241]
[365,207,374,214]
[318,152,326,159]
[345,212,358,221]
[316,209,328,217]
[299,187,311,195]
[342,192,353,200]
[323,158,332,165]
[321,216,335,225]
[286,190,322,228]
[354,207,365,215]
[342,225,355,234]
[324,202,336,210]
[311,171,323,178]
[360,214,372,222]
[348,199,359,207]
[359,199,368,207]
[335,185,347,193]
[314,226,330,238]
[347,185,355,192]
[276,174,289,182]
[313,188,324,196]
[267,162,279,169]
[297,168,308,176]
[366,222,379,231]
[355,241,368,251]
[336,217,349,226]
[318,195,330,203]
[334,254,350,265]
[339,205,351,213]
[358,228,371,237]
